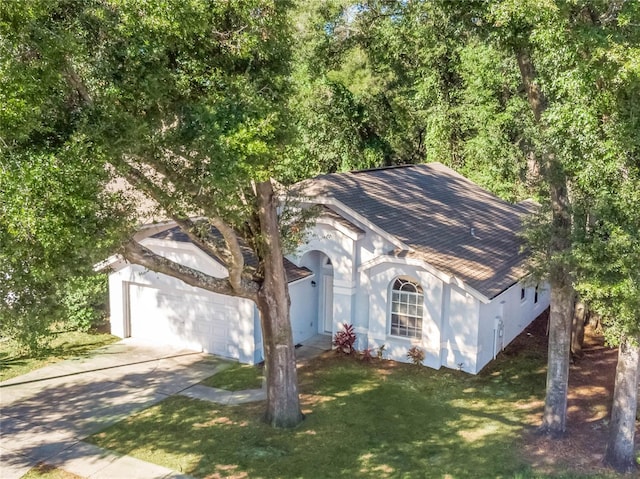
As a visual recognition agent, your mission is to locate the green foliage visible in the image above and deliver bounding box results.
[0,0,298,350]
[286,0,534,201]
[60,274,108,332]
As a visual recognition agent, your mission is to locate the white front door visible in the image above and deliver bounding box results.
[323,274,333,333]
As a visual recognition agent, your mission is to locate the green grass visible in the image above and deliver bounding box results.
[21,465,82,479]
[0,330,118,381]
[89,348,602,479]
[200,362,264,391]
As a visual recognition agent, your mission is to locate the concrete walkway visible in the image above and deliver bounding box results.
[0,336,332,479]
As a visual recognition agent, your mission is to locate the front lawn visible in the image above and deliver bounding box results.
[200,361,264,391]
[89,350,564,478]
[0,330,117,381]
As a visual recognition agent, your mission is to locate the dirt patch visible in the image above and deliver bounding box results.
[517,311,633,476]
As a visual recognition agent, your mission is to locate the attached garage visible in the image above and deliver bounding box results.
[126,282,244,357]
[107,224,313,365]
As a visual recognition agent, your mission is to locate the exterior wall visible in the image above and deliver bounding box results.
[440,284,480,373]
[364,261,444,369]
[292,222,358,336]
[140,238,228,278]
[288,277,317,344]
[328,209,396,264]
[253,305,264,364]
[475,280,551,373]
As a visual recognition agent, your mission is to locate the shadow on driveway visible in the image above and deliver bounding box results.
[0,339,223,478]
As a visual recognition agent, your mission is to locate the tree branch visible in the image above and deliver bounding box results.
[122,240,258,300]
[516,48,547,123]
[599,0,627,26]
[172,216,246,292]
[63,60,93,107]
[118,160,248,293]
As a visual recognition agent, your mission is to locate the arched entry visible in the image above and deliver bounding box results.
[298,250,334,335]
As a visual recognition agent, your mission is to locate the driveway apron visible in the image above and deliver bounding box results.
[0,339,222,479]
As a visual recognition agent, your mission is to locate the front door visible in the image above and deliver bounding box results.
[323,274,333,333]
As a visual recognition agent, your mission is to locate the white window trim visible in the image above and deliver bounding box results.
[388,277,424,339]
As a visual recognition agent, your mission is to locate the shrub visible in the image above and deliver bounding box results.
[333,323,356,355]
[360,347,374,361]
[61,274,108,332]
[407,346,425,365]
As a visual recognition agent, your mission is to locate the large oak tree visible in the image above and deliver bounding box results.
[0,0,304,428]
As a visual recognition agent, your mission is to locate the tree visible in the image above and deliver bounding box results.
[572,2,640,464]
[287,1,534,200]
[576,178,640,471]
[443,0,579,437]
[0,0,304,428]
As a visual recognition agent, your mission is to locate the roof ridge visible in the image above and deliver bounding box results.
[350,164,417,174]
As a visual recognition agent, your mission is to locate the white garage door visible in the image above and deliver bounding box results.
[127,282,241,358]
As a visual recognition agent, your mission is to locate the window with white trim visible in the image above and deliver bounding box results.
[390,278,424,338]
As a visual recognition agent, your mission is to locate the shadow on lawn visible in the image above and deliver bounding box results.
[87,352,548,479]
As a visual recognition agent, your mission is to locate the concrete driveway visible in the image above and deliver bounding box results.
[0,339,223,479]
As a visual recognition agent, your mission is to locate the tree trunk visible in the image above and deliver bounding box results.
[571,301,587,357]
[517,47,575,438]
[539,284,574,436]
[605,335,640,473]
[255,180,304,428]
[588,311,602,332]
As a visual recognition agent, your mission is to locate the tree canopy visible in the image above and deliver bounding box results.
[1,0,305,428]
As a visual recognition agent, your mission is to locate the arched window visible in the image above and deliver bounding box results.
[390,278,424,338]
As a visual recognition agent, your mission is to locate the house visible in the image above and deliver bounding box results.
[107,162,549,373]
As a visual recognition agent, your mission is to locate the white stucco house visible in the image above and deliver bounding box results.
[107,162,549,374]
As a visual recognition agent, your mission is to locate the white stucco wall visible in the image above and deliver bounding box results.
[291,222,359,336]
[475,280,550,372]
[293,207,553,374]
[440,284,480,373]
[364,261,443,369]
[140,238,228,278]
[109,264,256,363]
[288,276,317,344]
[112,229,331,365]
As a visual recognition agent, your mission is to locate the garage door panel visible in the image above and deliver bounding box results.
[127,283,249,359]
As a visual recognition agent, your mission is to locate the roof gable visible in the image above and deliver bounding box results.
[151,226,312,284]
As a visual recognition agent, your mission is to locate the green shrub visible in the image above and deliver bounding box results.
[61,274,108,332]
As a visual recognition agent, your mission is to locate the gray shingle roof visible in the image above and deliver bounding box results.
[299,163,532,299]
[151,226,312,284]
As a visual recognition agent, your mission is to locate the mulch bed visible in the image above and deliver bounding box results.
[517,311,635,476]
